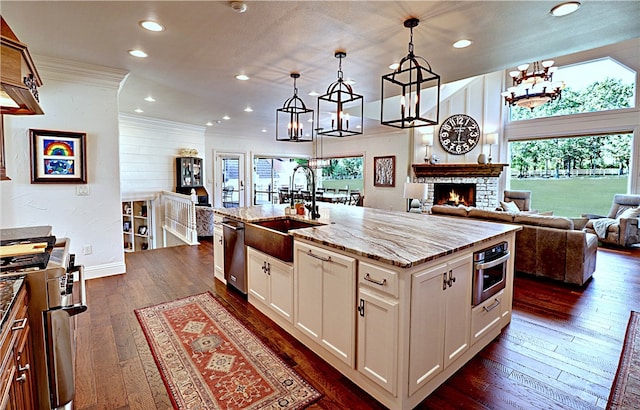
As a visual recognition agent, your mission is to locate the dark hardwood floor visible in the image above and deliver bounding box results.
[74,239,640,410]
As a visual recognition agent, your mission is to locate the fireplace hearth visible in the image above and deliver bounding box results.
[434,183,476,207]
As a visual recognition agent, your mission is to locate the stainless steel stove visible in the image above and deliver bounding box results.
[0,226,87,410]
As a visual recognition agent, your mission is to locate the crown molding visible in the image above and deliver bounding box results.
[33,54,128,89]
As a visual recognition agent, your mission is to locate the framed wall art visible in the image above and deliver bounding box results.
[373,155,395,187]
[30,129,87,183]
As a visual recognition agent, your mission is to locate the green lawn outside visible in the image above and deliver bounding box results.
[510,176,628,217]
[320,179,363,192]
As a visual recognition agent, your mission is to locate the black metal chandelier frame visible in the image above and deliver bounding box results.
[317,51,364,137]
[276,73,314,142]
[381,18,441,129]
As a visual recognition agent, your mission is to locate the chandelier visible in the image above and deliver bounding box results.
[308,128,330,169]
[502,60,565,110]
[381,18,440,129]
[317,51,363,137]
[276,73,314,142]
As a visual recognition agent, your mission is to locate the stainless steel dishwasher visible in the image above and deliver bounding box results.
[222,218,246,294]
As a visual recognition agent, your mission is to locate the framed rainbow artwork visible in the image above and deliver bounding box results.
[30,129,87,183]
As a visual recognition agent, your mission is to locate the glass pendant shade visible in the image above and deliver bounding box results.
[317,51,363,137]
[276,73,314,142]
[381,18,440,129]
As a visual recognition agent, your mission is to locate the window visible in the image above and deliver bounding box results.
[510,57,636,121]
[508,134,632,217]
[316,156,363,193]
[252,156,305,205]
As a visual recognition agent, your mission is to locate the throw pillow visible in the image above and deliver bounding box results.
[617,206,640,220]
[500,200,520,213]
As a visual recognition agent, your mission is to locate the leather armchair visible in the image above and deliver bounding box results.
[582,194,640,247]
[503,190,532,211]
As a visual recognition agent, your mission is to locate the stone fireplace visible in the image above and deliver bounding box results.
[411,163,507,210]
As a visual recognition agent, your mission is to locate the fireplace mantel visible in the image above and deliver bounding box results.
[412,163,508,178]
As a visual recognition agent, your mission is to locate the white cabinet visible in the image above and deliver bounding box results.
[247,247,293,322]
[213,215,225,284]
[294,241,356,367]
[357,286,399,395]
[408,254,472,395]
[357,260,399,395]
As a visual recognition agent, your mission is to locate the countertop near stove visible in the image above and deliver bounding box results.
[0,276,25,332]
[214,203,521,268]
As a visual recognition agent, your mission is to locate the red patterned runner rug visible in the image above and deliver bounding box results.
[135,292,321,409]
[607,310,639,409]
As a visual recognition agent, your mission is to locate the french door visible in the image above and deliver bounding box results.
[217,153,245,208]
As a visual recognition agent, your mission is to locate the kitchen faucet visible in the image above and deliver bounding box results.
[290,164,320,219]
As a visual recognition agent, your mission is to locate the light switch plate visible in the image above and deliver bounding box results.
[76,186,89,196]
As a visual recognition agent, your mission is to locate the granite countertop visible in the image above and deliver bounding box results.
[0,276,25,332]
[214,204,521,268]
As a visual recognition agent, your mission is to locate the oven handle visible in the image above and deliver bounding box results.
[475,251,510,270]
[62,265,88,317]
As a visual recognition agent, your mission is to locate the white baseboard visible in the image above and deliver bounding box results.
[83,261,126,280]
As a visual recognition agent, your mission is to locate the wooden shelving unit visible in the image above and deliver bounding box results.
[122,199,153,252]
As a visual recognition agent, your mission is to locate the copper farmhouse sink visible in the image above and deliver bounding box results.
[244,218,323,262]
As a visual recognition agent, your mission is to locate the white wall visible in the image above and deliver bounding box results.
[119,114,206,197]
[1,56,127,279]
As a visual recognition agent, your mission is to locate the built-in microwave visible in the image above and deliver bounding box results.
[472,242,510,306]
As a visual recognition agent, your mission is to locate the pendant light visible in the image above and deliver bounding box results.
[317,51,363,137]
[381,18,440,129]
[276,73,314,142]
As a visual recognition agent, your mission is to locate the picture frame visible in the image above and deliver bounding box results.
[30,129,87,183]
[138,225,148,236]
[373,155,395,187]
[123,221,131,232]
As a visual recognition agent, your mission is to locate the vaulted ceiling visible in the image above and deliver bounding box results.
[2,1,639,136]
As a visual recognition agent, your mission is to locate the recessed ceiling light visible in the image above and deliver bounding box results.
[550,1,581,16]
[308,91,320,96]
[223,115,230,120]
[206,121,213,126]
[129,49,148,58]
[140,20,165,32]
[230,1,247,13]
[453,39,473,49]
[389,63,400,70]
[144,96,156,102]
[235,74,250,81]
[244,107,253,112]
[134,108,144,113]
[261,129,267,133]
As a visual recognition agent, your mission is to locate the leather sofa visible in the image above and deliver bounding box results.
[431,205,598,286]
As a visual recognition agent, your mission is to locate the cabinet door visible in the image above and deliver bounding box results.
[268,256,293,322]
[213,229,225,283]
[294,242,356,367]
[294,243,323,340]
[357,288,398,395]
[409,263,446,395]
[321,248,356,367]
[247,248,268,304]
[13,322,35,410]
[443,254,472,368]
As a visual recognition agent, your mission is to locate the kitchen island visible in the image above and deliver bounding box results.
[214,203,521,409]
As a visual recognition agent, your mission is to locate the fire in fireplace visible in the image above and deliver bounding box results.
[434,183,476,207]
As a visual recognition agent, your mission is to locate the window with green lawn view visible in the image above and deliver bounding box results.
[507,56,635,218]
[508,134,632,218]
[316,156,363,193]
